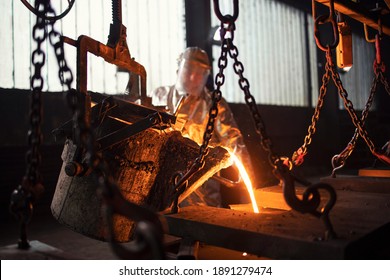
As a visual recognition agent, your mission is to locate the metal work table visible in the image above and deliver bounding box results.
[164,183,390,259]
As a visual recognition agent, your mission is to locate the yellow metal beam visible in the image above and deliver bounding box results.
[316,0,390,37]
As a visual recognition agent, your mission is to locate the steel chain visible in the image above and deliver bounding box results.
[223,15,337,238]
[171,30,229,202]
[20,0,75,22]
[331,37,390,173]
[26,0,49,189]
[327,50,383,159]
[292,57,332,166]
[48,0,165,258]
[331,60,380,174]
[197,41,227,165]
[379,68,390,95]
[9,0,52,249]
[11,0,164,258]
[227,38,280,169]
[209,0,338,239]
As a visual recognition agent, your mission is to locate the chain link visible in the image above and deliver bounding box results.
[9,0,76,249]
[9,0,52,249]
[331,59,380,174]
[326,49,390,165]
[11,0,164,257]
[197,42,227,165]
[171,33,229,201]
[378,66,390,95]
[292,57,332,166]
[227,38,281,169]
[221,10,337,238]
[26,1,49,187]
[331,38,390,173]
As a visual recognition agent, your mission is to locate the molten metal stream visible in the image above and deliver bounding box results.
[230,152,259,213]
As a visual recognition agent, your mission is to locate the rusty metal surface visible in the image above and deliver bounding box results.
[51,130,231,242]
[63,24,148,125]
[358,168,390,178]
[53,92,177,142]
[164,188,390,259]
[89,92,175,125]
[321,175,390,193]
[64,32,147,100]
[315,0,390,37]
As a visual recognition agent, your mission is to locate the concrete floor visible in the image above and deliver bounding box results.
[1,212,120,259]
[0,210,264,260]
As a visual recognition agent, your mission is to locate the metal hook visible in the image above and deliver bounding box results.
[331,154,346,178]
[364,16,383,42]
[20,0,76,22]
[213,0,239,24]
[364,24,376,43]
[274,162,337,239]
[312,0,339,51]
[101,181,166,259]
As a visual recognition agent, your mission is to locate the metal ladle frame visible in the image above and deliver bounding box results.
[62,0,168,259]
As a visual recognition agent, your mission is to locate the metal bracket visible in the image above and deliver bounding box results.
[63,27,148,127]
[315,0,390,37]
[96,112,163,151]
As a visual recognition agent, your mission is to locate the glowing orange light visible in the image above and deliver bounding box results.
[229,152,259,213]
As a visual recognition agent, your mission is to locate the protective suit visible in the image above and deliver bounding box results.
[149,47,252,207]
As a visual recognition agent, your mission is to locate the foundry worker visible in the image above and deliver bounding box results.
[149,47,253,207]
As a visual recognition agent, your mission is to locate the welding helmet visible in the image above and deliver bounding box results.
[175,47,211,97]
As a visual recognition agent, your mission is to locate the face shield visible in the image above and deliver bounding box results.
[175,59,210,97]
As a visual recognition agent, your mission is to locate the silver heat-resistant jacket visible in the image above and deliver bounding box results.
[150,86,246,153]
[149,85,253,206]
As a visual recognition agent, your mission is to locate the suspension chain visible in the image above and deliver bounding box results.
[379,70,390,95]
[288,0,340,168]
[9,0,54,249]
[327,49,390,164]
[227,37,281,170]
[171,29,228,202]
[9,0,74,249]
[376,56,390,95]
[292,59,332,166]
[20,0,76,22]
[203,0,339,239]
[26,1,47,187]
[331,52,382,175]
[331,31,390,172]
[197,43,226,166]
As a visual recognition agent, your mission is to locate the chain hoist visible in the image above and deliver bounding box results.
[203,0,337,239]
[169,49,226,211]
[290,0,339,167]
[331,22,390,176]
[329,56,390,164]
[288,2,390,170]
[169,13,232,213]
[291,55,332,167]
[66,0,165,259]
[9,0,73,249]
[20,0,76,22]
[12,0,165,259]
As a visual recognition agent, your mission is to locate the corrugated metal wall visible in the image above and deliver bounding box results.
[1,0,375,109]
[0,0,186,94]
[210,0,374,109]
[339,33,375,110]
[211,0,318,106]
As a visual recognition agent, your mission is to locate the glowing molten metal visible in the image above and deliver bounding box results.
[229,152,259,213]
